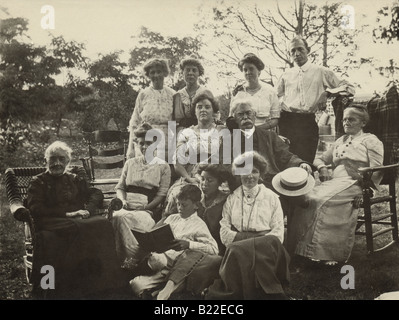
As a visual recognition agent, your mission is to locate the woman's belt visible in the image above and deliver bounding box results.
[125,185,157,202]
[281,110,315,120]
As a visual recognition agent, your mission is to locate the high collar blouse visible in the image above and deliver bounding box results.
[220,184,284,246]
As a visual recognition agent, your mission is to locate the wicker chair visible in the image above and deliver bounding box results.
[4,165,116,283]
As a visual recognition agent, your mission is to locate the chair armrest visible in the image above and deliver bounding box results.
[12,205,31,222]
[358,163,399,174]
[5,168,32,222]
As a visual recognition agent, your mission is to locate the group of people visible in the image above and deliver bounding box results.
[26,35,384,300]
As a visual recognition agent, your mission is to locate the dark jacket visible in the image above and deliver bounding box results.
[27,170,104,220]
[198,191,229,256]
[230,125,307,190]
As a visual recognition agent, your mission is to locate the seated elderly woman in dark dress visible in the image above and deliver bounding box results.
[204,151,291,300]
[27,141,122,299]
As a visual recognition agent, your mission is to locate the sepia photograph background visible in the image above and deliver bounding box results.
[1,0,398,301]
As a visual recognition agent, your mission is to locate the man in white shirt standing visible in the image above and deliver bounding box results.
[277,36,355,163]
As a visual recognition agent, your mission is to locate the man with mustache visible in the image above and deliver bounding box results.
[277,36,355,163]
[230,99,312,191]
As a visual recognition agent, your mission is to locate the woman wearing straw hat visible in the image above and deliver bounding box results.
[204,151,291,300]
[279,104,383,266]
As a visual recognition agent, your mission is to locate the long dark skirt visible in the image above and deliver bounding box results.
[205,235,291,300]
[32,216,123,299]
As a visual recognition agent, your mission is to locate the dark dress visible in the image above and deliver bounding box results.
[27,170,123,299]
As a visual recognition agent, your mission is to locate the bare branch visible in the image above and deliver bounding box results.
[237,13,269,45]
[276,0,296,30]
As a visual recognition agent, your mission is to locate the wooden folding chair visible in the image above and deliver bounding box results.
[355,164,399,254]
[80,130,129,199]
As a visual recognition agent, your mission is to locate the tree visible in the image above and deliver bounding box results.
[80,51,138,132]
[195,0,362,87]
[0,17,89,130]
[128,26,204,91]
[374,3,399,43]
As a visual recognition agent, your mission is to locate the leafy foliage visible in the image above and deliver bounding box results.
[0,18,89,128]
[374,5,399,43]
[129,26,204,90]
[80,51,138,132]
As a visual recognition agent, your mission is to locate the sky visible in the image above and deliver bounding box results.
[1,0,399,97]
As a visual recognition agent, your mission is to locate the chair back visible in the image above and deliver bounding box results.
[82,130,128,181]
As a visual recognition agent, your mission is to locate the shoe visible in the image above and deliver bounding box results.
[200,288,209,299]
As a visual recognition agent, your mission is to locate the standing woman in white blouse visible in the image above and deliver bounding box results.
[229,53,280,130]
[286,105,384,266]
[126,58,176,160]
[204,151,291,300]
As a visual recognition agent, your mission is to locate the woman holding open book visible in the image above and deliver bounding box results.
[112,123,171,264]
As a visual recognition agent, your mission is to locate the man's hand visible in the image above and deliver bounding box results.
[299,163,313,174]
[316,91,329,111]
[319,167,332,182]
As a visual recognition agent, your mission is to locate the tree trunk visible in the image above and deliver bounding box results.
[322,5,329,67]
[297,0,305,35]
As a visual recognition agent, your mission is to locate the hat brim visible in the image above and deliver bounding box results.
[272,172,315,197]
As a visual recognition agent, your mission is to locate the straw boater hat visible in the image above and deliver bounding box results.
[272,167,315,197]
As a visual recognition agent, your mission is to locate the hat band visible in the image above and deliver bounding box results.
[280,180,307,191]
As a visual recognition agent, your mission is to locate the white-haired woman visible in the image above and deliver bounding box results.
[27,141,122,299]
[127,57,176,160]
[287,105,384,265]
[204,151,291,300]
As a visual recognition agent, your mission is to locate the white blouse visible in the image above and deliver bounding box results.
[129,86,176,130]
[230,84,280,125]
[115,156,171,197]
[220,184,284,246]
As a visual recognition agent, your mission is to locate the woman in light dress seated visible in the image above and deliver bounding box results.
[204,151,291,300]
[286,104,384,265]
[164,91,227,216]
[112,123,171,264]
[126,57,175,160]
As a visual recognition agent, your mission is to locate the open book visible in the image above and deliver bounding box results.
[131,223,175,253]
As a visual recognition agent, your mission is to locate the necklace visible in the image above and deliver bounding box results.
[241,185,260,231]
